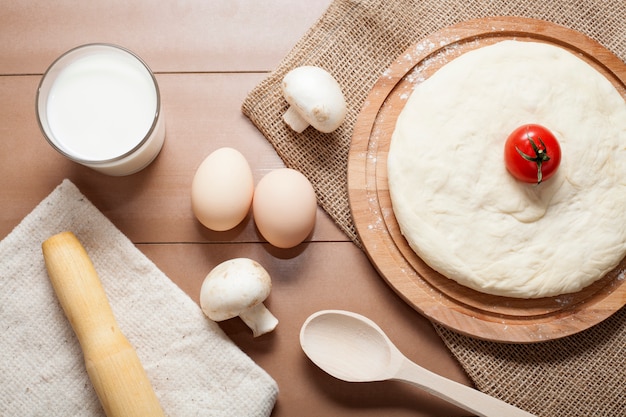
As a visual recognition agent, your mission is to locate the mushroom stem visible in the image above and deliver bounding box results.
[283,105,310,133]
[239,303,279,337]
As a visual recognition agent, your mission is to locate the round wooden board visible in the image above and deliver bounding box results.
[348,16,626,343]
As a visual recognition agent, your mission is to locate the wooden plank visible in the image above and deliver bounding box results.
[0,0,333,74]
[0,72,348,243]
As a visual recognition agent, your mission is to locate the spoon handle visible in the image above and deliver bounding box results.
[395,358,535,417]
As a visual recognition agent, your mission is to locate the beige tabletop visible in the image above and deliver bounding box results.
[0,2,473,416]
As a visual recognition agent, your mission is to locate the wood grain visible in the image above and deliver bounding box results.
[348,17,626,343]
[0,0,331,74]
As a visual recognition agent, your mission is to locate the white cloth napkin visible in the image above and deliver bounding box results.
[0,179,278,416]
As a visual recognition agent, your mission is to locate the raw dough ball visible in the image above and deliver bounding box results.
[387,40,626,298]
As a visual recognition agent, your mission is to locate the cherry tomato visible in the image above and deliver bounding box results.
[504,124,561,184]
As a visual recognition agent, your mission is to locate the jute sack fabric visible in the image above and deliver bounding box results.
[0,180,278,416]
[242,0,626,415]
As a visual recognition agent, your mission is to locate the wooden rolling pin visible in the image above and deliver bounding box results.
[42,231,165,417]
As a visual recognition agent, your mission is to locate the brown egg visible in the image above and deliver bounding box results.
[191,147,254,231]
[252,168,317,248]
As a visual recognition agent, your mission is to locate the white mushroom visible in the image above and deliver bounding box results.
[200,258,278,337]
[281,66,347,133]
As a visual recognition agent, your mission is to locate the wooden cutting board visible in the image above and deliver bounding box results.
[348,16,626,343]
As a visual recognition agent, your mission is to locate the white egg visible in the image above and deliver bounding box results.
[191,147,254,231]
[252,168,317,248]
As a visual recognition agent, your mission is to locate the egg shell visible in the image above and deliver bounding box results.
[191,147,254,231]
[252,168,317,248]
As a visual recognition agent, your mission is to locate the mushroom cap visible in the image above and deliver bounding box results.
[281,66,347,133]
[200,258,272,321]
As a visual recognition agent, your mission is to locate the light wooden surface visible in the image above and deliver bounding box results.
[0,2,473,416]
[349,17,626,343]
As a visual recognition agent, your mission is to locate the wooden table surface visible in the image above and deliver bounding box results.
[0,2,473,416]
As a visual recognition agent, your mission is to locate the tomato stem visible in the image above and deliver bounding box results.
[515,136,551,184]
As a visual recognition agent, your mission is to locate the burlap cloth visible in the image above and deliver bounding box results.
[242,1,626,415]
[0,180,278,416]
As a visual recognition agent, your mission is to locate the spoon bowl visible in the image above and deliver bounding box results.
[299,309,401,382]
[300,310,535,417]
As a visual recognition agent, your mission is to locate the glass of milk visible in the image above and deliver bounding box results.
[36,44,165,176]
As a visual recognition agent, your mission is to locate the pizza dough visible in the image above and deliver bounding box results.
[387,40,626,298]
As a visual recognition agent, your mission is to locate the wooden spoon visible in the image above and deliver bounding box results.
[300,310,535,417]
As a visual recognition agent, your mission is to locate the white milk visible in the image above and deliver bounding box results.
[37,44,165,176]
